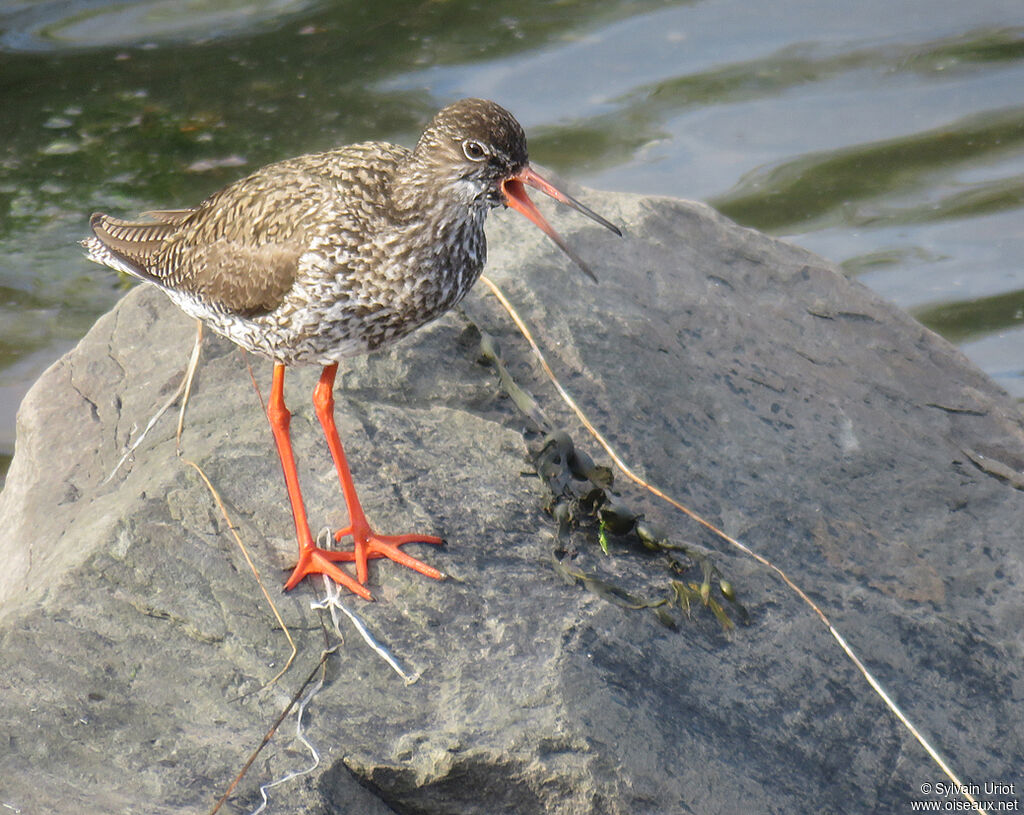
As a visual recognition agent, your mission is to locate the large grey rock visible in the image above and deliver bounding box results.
[1,192,1021,814]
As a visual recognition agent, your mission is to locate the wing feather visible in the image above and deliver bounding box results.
[82,141,409,317]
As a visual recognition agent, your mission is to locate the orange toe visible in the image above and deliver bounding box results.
[284,546,373,600]
[335,525,445,585]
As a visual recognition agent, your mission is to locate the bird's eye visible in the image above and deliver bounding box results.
[462,140,487,161]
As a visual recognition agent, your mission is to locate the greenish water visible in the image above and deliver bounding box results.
[1,0,1022,482]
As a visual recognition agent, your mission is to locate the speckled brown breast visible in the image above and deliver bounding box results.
[83,140,490,366]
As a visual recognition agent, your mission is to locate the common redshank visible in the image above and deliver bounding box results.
[82,98,620,600]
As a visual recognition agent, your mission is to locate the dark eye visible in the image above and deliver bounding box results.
[462,139,486,161]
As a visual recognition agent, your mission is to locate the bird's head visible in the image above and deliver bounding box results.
[414,98,622,281]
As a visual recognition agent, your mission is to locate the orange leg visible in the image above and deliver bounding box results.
[268,364,371,599]
[313,363,444,586]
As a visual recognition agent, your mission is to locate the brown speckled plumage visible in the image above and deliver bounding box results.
[83,99,533,365]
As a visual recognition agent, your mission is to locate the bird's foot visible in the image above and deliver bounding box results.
[284,539,373,600]
[335,522,445,587]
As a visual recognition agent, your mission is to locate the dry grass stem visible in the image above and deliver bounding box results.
[478,273,981,813]
[183,458,297,687]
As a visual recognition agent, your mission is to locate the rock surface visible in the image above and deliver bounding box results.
[1,191,1022,814]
